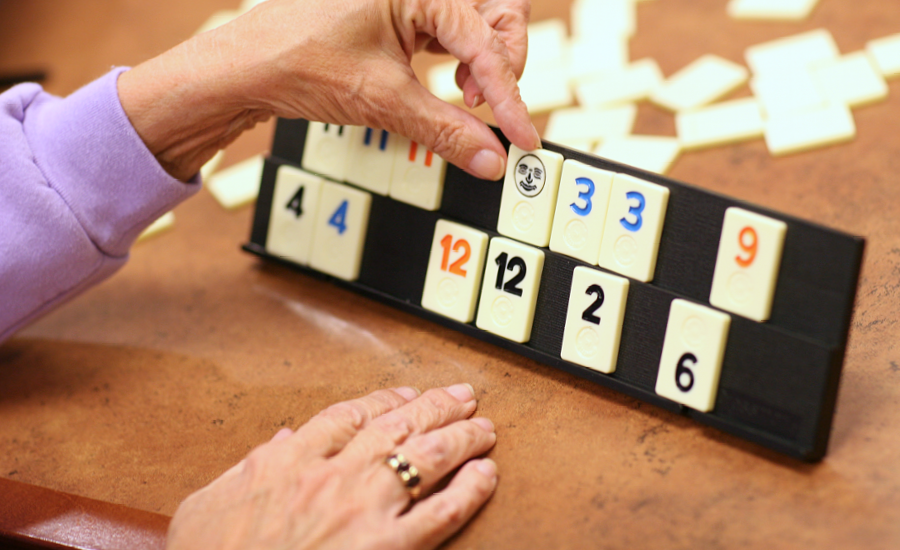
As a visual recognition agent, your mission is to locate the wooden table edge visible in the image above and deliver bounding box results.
[0,478,169,550]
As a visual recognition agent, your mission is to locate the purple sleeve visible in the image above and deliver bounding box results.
[0,67,200,343]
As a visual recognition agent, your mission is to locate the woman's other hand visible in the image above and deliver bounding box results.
[166,385,498,550]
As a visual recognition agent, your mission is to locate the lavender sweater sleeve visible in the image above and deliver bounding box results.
[0,68,200,343]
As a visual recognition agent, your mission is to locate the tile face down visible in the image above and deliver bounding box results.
[518,64,575,114]
[543,105,637,147]
[207,155,264,210]
[137,212,175,242]
[750,71,827,118]
[764,104,856,156]
[476,237,546,343]
[676,98,764,151]
[655,299,731,413]
[867,33,900,78]
[567,35,630,83]
[427,59,465,103]
[593,136,681,175]
[745,29,839,75]
[651,54,748,112]
[727,0,820,21]
[812,51,888,108]
[421,220,489,323]
[576,58,664,109]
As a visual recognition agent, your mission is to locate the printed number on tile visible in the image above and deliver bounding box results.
[675,352,697,392]
[440,235,471,277]
[736,226,757,267]
[329,200,349,234]
[581,284,605,325]
[620,191,645,232]
[570,177,595,216]
[286,187,305,218]
[495,253,526,296]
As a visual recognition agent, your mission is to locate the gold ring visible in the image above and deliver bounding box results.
[386,453,422,499]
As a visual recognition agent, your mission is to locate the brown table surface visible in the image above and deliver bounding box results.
[2,0,900,548]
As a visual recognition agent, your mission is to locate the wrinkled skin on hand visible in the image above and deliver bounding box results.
[118,0,539,182]
[166,385,498,550]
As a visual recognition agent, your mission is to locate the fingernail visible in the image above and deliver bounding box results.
[394,387,420,400]
[475,458,498,479]
[471,417,495,433]
[472,94,484,108]
[468,149,505,181]
[271,427,293,442]
[531,123,543,150]
[446,383,476,402]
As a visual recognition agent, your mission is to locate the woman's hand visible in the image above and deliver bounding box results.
[165,384,498,550]
[118,0,539,182]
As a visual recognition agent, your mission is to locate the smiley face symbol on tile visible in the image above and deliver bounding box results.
[516,154,546,197]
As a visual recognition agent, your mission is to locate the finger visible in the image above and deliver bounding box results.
[424,0,540,151]
[270,427,294,442]
[430,5,528,77]
[482,2,529,80]
[387,417,496,497]
[451,2,529,109]
[463,75,483,109]
[206,425,297,485]
[455,64,483,109]
[334,384,478,465]
[394,459,499,550]
[213,426,298,483]
[287,387,420,458]
[381,75,509,180]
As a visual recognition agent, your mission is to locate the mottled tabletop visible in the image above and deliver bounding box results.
[1,0,899,548]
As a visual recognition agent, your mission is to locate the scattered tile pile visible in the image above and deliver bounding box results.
[426,0,898,176]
